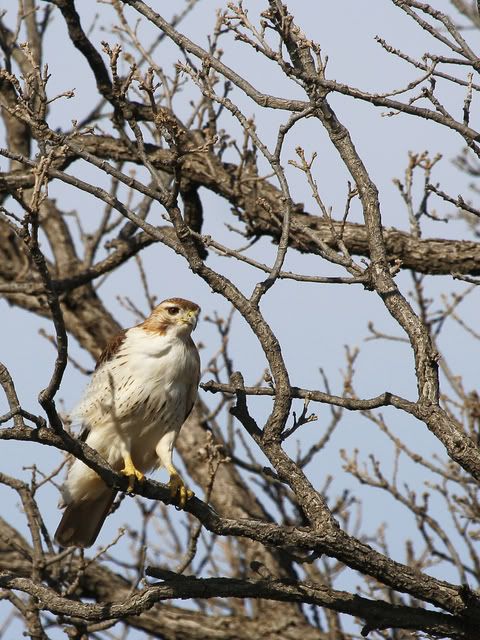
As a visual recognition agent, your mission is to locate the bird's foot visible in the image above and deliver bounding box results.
[168,469,194,508]
[121,455,144,492]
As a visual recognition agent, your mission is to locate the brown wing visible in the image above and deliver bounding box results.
[184,337,201,422]
[95,330,127,370]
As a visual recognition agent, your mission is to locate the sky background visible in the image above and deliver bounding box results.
[1,0,479,635]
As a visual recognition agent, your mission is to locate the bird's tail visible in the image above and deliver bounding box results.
[54,488,117,548]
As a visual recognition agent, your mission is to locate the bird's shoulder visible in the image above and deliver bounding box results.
[95,329,128,370]
[94,325,199,374]
[186,335,201,366]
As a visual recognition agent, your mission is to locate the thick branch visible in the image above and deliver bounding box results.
[0,422,477,619]
[2,135,478,276]
[0,518,327,640]
[0,569,474,639]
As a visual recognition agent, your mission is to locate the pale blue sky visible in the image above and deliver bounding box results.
[1,0,478,634]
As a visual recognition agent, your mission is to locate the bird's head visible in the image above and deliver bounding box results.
[142,298,201,336]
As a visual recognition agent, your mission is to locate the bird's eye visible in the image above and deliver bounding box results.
[167,306,180,315]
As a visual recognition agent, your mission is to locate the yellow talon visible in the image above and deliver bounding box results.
[167,468,194,508]
[120,454,144,492]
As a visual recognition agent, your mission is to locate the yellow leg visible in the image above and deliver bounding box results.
[167,465,194,508]
[120,453,144,492]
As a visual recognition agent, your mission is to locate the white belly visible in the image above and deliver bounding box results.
[63,328,197,504]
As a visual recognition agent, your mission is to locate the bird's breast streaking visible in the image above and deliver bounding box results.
[54,297,201,548]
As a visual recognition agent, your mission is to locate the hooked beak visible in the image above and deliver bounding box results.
[181,309,199,329]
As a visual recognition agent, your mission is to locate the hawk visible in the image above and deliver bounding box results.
[54,297,201,548]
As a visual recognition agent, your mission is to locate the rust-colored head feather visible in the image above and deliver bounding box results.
[141,298,200,335]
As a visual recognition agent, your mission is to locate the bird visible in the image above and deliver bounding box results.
[54,297,201,548]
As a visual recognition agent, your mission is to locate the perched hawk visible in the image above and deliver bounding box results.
[55,298,201,548]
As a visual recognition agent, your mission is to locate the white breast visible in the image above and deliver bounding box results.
[71,327,198,467]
